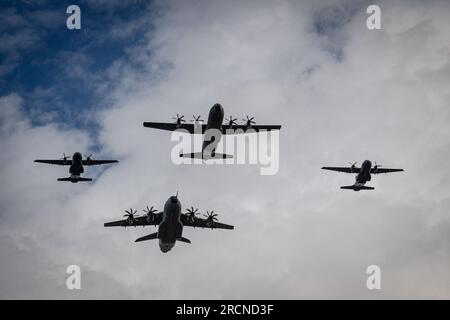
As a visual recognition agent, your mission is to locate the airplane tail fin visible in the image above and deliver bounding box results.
[179,152,233,160]
[340,185,375,191]
[135,232,158,242]
[177,237,191,244]
[57,177,92,183]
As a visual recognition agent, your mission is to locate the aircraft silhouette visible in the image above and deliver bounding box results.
[104,193,234,252]
[322,160,404,191]
[34,152,118,183]
[143,103,281,160]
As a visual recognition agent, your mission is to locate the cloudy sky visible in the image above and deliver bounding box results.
[1,0,450,299]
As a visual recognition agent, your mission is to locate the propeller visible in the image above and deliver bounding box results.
[349,161,357,172]
[123,208,138,225]
[203,210,218,227]
[60,153,71,163]
[84,154,93,163]
[373,162,382,172]
[186,206,200,222]
[143,206,158,223]
[191,115,203,123]
[226,116,237,126]
[242,115,255,127]
[172,114,185,126]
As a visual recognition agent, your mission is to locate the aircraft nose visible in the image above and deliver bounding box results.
[214,103,223,111]
[160,243,172,253]
[170,196,178,204]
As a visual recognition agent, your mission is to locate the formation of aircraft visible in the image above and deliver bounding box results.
[143,103,281,159]
[322,160,404,191]
[34,152,118,183]
[33,104,407,252]
[104,193,234,252]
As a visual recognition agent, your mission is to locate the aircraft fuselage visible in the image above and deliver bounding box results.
[202,103,224,154]
[355,160,372,187]
[63,152,85,182]
[69,152,84,176]
[157,196,183,252]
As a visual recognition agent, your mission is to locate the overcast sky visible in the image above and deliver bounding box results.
[1,0,450,299]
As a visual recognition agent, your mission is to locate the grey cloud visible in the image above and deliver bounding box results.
[2,0,450,299]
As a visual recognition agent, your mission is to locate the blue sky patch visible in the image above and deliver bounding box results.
[1,0,154,140]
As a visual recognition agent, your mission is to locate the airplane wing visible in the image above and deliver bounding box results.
[82,160,118,166]
[321,166,360,173]
[371,168,404,174]
[104,213,163,227]
[143,122,281,134]
[34,159,72,166]
[180,214,234,230]
[143,122,207,134]
[221,124,281,134]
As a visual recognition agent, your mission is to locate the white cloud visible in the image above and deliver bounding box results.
[1,0,450,299]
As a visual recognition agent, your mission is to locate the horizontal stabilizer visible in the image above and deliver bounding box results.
[57,177,72,182]
[341,185,374,191]
[179,152,203,159]
[57,177,92,182]
[135,232,158,242]
[177,237,191,244]
[76,177,93,182]
[179,152,233,160]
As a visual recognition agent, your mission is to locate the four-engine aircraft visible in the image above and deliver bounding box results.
[104,193,234,252]
[143,103,281,160]
[34,152,118,183]
[322,160,404,191]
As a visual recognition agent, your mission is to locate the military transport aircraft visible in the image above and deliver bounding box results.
[143,103,281,159]
[104,193,234,252]
[34,152,118,183]
[322,160,404,191]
